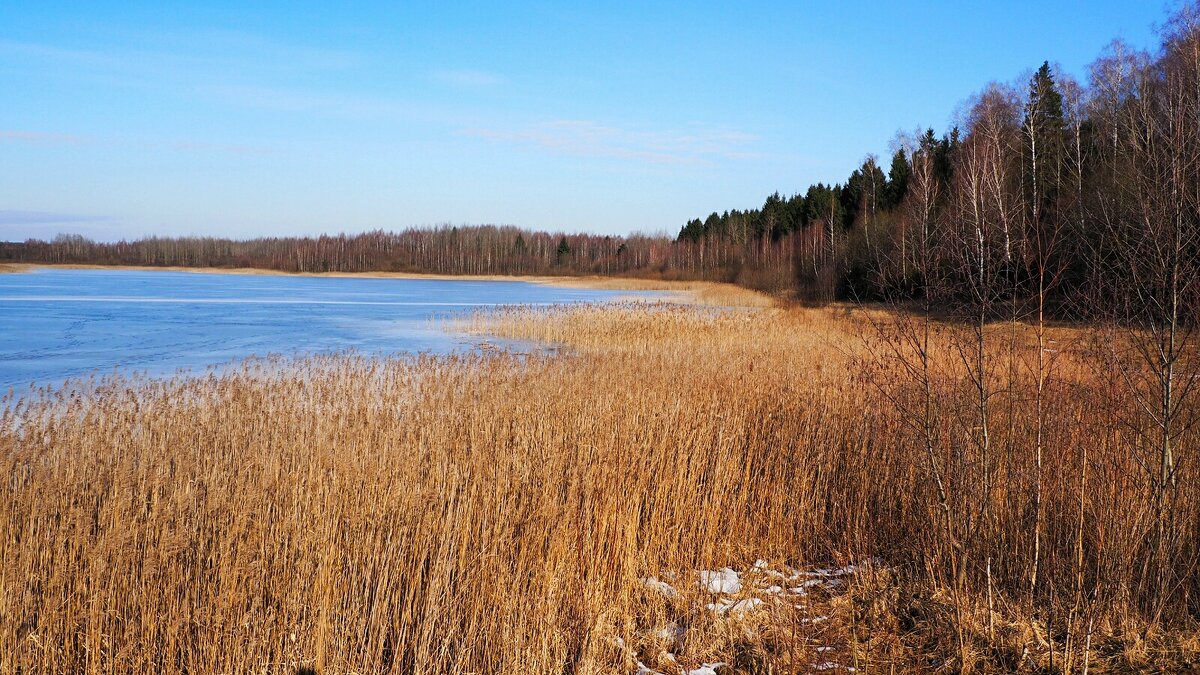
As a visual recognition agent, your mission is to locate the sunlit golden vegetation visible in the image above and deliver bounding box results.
[539,279,776,308]
[2,302,1199,673]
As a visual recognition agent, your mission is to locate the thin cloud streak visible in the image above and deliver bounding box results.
[0,33,360,77]
[0,40,123,69]
[431,68,507,88]
[0,130,92,145]
[461,119,762,166]
[167,139,273,156]
[204,84,431,121]
[0,210,112,226]
[1,129,271,156]
[0,35,368,121]
[145,28,363,71]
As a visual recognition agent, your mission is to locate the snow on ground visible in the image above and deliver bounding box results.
[655,622,686,643]
[813,662,857,672]
[621,559,873,673]
[635,661,728,675]
[697,568,742,594]
[705,597,763,616]
[642,576,679,598]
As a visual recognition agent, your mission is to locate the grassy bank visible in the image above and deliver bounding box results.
[2,303,1198,672]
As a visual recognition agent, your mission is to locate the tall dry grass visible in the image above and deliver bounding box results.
[2,303,1198,672]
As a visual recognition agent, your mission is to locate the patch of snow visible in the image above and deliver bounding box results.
[655,622,686,644]
[636,661,662,675]
[626,560,872,673]
[642,576,679,598]
[804,564,857,578]
[698,568,742,594]
[762,566,796,580]
[706,598,763,616]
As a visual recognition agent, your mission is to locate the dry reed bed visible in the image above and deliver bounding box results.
[1,304,1198,672]
[464,304,1200,671]
[541,279,777,308]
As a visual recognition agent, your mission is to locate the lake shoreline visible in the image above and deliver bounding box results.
[4,258,652,282]
[8,263,775,306]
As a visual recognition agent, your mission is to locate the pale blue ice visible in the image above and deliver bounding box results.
[0,268,647,390]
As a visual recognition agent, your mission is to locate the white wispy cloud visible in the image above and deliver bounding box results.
[461,119,761,166]
[0,129,92,145]
[2,128,271,156]
[0,40,124,69]
[430,68,506,89]
[202,84,406,118]
[166,139,272,156]
[161,29,363,71]
[1,35,484,127]
[0,32,360,79]
[0,210,111,226]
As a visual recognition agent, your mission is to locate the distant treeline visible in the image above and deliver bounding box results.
[4,5,1198,314]
[0,224,796,289]
[0,227,727,280]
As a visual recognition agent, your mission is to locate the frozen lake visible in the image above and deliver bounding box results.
[0,268,646,390]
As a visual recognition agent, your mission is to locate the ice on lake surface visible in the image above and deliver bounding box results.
[0,268,650,389]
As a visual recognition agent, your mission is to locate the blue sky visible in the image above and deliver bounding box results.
[0,1,1170,241]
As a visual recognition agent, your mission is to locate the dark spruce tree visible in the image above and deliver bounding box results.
[1024,61,1067,222]
[885,149,911,210]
